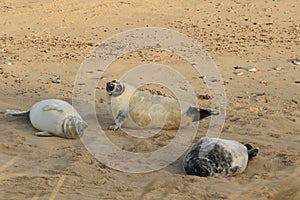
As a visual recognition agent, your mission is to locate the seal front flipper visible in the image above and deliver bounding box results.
[35,131,54,137]
[5,109,30,116]
[42,104,64,112]
[108,125,121,131]
[229,166,242,176]
[109,110,128,131]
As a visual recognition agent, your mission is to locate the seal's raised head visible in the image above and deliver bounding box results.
[106,80,125,97]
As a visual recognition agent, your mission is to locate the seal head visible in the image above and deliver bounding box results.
[106,80,125,97]
[63,116,88,139]
[183,157,214,177]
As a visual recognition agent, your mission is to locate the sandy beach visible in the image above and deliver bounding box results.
[0,0,299,199]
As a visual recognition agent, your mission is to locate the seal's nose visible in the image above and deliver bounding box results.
[106,82,114,92]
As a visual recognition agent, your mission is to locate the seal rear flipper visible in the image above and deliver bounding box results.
[186,107,220,121]
[5,109,30,116]
[229,166,242,176]
[199,108,219,120]
[35,132,54,137]
[244,143,259,160]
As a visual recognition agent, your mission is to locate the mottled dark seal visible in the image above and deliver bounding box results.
[183,137,259,177]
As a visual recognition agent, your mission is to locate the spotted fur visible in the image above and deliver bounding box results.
[183,137,259,177]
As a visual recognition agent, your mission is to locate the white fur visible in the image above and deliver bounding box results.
[29,99,87,138]
[6,99,88,139]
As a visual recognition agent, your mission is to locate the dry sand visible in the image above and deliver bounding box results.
[0,0,299,199]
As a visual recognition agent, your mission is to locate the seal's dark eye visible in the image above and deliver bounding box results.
[106,82,115,92]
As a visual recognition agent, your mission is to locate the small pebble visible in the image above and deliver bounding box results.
[4,61,12,65]
[199,75,207,79]
[198,94,212,100]
[260,80,268,85]
[255,92,266,96]
[261,173,275,180]
[265,22,273,26]
[291,59,300,65]
[246,67,257,72]
[233,66,243,69]
[286,117,296,122]
[234,71,244,76]
[291,99,298,104]
[234,66,257,72]
[51,78,61,84]
[229,116,240,122]
[3,6,14,9]
[265,8,272,12]
[87,42,96,47]
[295,80,300,84]
[273,67,282,71]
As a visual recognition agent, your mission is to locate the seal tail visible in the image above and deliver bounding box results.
[186,107,219,121]
[244,143,259,160]
[199,108,219,120]
[5,109,30,116]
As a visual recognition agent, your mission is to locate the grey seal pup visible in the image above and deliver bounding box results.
[183,137,259,177]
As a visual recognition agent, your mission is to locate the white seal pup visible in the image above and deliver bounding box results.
[5,99,88,139]
[182,137,259,177]
[105,80,219,131]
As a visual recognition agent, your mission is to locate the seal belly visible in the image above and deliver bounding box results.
[29,106,65,134]
[127,91,183,129]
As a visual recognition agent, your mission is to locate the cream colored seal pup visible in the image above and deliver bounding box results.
[183,137,259,177]
[5,99,88,139]
[105,80,219,131]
